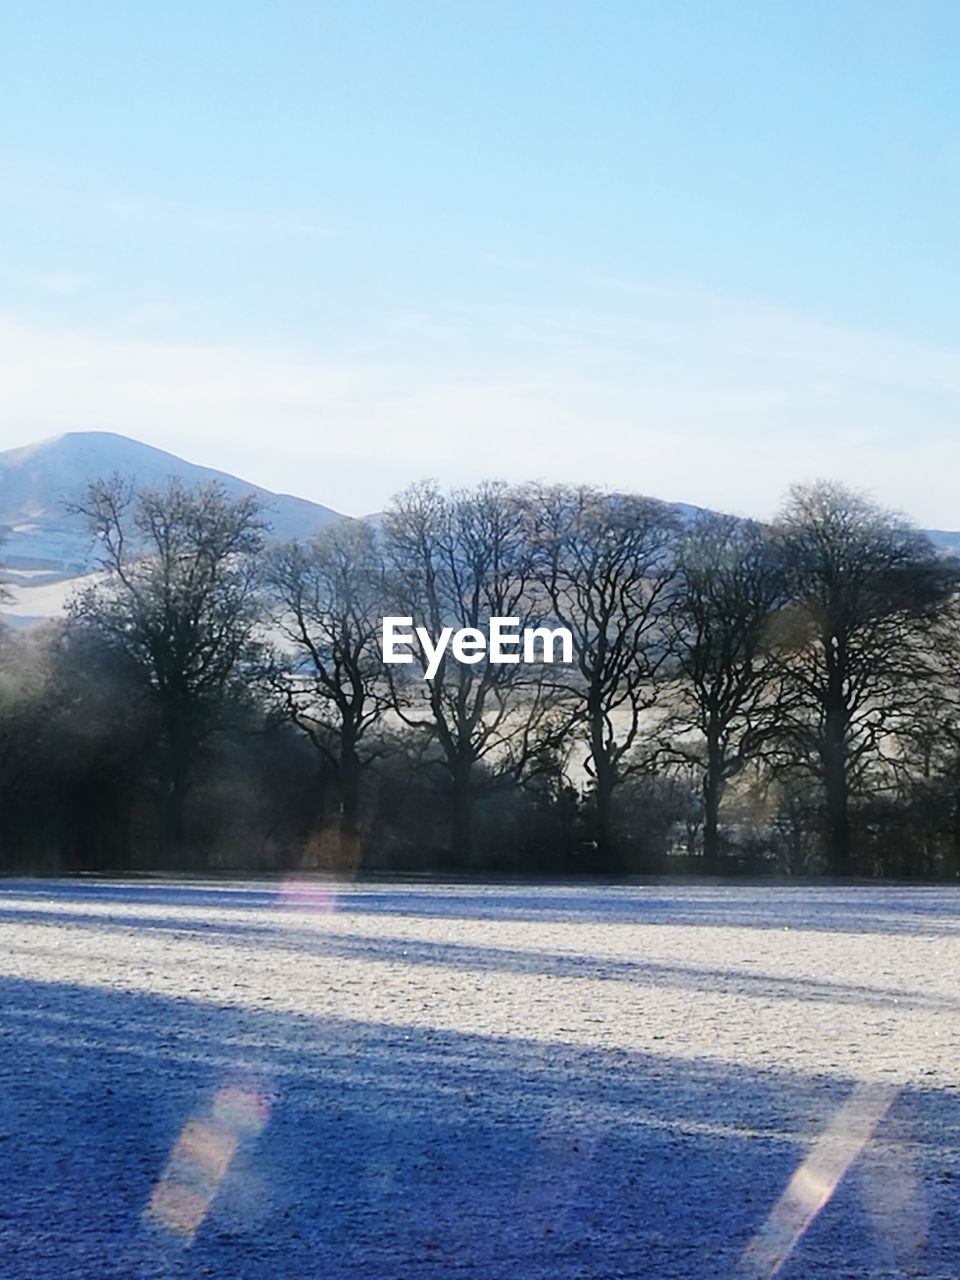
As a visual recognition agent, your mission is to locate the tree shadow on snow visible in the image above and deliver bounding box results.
[3,877,959,937]
[0,974,956,1280]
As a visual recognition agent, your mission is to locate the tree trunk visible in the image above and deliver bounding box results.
[591,747,619,872]
[162,722,192,869]
[702,774,722,874]
[822,733,851,875]
[951,774,960,879]
[450,759,474,865]
[585,690,622,870]
[821,664,852,876]
[163,773,188,867]
[338,746,362,868]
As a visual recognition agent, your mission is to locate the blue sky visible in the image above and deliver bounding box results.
[2,1,960,522]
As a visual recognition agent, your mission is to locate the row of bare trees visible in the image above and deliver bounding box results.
[3,471,959,877]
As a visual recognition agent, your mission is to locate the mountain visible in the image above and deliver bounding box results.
[2,430,958,627]
[925,529,960,556]
[0,432,348,625]
[0,431,346,574]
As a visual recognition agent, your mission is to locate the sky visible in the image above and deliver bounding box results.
[2,1,960,524]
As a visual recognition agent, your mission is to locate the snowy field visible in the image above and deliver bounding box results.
[0,879,957,1279]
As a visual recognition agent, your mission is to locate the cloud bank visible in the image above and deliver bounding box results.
[1,282,958,525]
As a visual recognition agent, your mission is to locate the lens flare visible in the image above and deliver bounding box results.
[276,875,339,913]
[144,1082,272,1244]
[739,1082,898,1278]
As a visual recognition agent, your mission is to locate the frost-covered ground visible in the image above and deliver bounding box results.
[0,879,957,1279]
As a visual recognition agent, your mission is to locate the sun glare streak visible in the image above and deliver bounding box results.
[738,1082,898,1278]
[143,1081,271,1244]
[143,878,335,1247]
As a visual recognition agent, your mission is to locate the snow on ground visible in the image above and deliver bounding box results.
[0,879,957,1279]
[0,573,84,626]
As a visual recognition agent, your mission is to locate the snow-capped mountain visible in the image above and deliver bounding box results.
[2,430,959,628]
[0,432,347,625]
[0,431,345,574]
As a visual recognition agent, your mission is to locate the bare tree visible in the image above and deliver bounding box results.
[769,480,956,875]
[662,513,784,871]
[267,519,388,861]
[384,480,560,860]
[69,475,269,861]
[526,484,680,869]
[0,624,57,867]
[895,598,960,877]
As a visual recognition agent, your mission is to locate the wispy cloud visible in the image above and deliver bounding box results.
[0,175,335,243]
[1,283,958,525]
[0,268,91,296]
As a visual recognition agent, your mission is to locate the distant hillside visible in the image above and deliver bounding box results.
[1,430,957,627]
[0,431,346,576]
[925,528,960,556]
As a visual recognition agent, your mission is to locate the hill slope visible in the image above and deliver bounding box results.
[0,431,345,576]
[2,431,958,627]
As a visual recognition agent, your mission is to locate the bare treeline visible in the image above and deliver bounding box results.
[2,473,959,879]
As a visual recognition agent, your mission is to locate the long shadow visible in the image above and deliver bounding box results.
[3,877,960,936]
[2,903,957,1016]
[0,975,957,1279]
